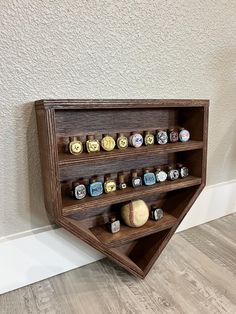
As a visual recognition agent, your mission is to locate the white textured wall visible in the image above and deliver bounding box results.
[0,1,236,237]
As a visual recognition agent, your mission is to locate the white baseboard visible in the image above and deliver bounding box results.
[1,179,236,295]
[176,179,236,232]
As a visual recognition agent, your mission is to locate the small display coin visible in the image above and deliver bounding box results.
[180,167,189,178]
[143,169,156,186]
[177,164,189,178]
[179,128,190,142]
[118,173,127,190]
[144,132,154,146]
[86,135,100,153]
[169,129,179,143]
[132,171,142,187]
[168,168,179,181]
[101,135,116,151]
[150,206,164,221]
[104,179,117,193]
[156,130,168,145]
[155,169,168,182]
[72,183,86,200]
[88,180,103,197]
[117,134,128,149]
[132,177,142,187]
[69,137,83,155]
[129,133,143,148]
[107,217,120,234]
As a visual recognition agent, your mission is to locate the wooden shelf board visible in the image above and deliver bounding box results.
[36,99,209,110]
[57,216,145,277]
[90,212,177,248]
[62,176,202,216]
[58,140,203,167]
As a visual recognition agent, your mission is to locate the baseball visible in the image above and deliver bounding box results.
[121,200,149,227]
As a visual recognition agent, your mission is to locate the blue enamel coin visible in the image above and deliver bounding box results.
[143,172,156,186]
[89,181,103,197]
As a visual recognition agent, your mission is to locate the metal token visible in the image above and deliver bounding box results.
[150,207,164,221]
[118,173,127,189]
[117,135,128,149]
[143,172,156,186]
[86,139,100,153]
[107,217,120,233]
[180,166,189,178]
[144,133,154,146]
[89,181,103,197]
[155,170,168,182]
[101,135,116,152]
[132,177,142,187]
[156,130,168,145]
[118,182,127,189]
[69,140,83,155]
[73,184,86,200]
[129,134,143,148]
[179,129,190,142]
[168,169,179,180]
[169,129,179,143]
[104,180,117,193]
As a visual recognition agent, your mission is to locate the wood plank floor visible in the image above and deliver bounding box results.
[1,214,236,314]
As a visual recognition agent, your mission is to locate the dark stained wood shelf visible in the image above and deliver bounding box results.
[62,176,202,216]
[36,99,209,278]
[58,140,203,166]
[90,212,177,248]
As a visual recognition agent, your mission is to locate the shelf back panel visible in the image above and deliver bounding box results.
[55,108,177,136]
[59,154,171,182]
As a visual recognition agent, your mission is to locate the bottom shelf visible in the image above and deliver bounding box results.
[57,215,173,278]
[90,212,177,248]
[56,184,203,278]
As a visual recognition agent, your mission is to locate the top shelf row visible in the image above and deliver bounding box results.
[58,140,203,166]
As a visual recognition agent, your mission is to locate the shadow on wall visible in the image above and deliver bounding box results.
[24,102,50,230]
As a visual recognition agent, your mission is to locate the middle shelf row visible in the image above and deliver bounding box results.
[61,175,202,215]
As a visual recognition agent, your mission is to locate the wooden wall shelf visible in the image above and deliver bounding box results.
[35,99,209,279]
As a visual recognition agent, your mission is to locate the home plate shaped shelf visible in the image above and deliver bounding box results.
[35,99,209,278]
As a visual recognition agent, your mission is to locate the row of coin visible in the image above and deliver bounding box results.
[68,128,190,155]
[71,164,189,200]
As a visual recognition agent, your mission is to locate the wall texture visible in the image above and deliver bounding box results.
[0,1,236,237]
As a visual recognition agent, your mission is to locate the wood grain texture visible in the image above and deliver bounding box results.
[35,108,62,221]
[1,214,235,314]
[59,153,170,182]
[55,108,174,136]
[35,98,210,110]
[35,99,209,278]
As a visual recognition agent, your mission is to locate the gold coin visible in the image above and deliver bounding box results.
[104,180,117,193]
[69,141,83,155]
[144,134,154,146]
[86,140,100,153]
[101,136,116,151]
[117,135,128,149]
